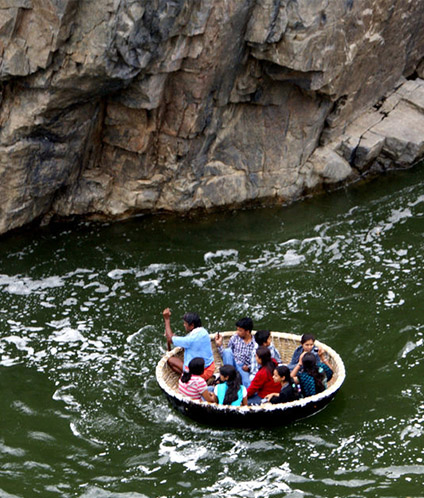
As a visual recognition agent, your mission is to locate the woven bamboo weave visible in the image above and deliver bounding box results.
[159,331,341,394]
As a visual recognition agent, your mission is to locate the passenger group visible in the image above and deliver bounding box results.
[162,308,333,407]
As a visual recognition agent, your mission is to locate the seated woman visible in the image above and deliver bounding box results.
[264,365,299,404]
[213,365,247,406]
[291,351,333,397]
[246,346,281,405]
[287,333,320,371]
[178,357,215,402]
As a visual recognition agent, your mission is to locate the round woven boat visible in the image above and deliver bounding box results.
[156,331,346,428]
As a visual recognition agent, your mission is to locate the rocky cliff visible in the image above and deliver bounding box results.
[1,0,424,234]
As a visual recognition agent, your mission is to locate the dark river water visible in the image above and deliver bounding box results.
[0,165,423,497]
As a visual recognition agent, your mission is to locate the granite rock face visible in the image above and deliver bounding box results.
[0,0,424,233]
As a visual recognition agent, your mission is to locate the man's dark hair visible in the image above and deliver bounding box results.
[182,312,202,328]
[254,329,270,346]
[235,317,253,332]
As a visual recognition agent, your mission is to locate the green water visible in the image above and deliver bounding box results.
[0,166,423,497]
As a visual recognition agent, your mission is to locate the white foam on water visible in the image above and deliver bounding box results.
[0,441,26,457]
[83,282,109,293]
[65,268,94,277]
[28,431,56,443]
[400,423,423,441]
[158,433,209,473]
[204,249,238,263]
[69,423,81,437]
[46,318,71,329]
[40,301,56,308]
[51,328,86,343]
[372,464,424,478]
[203,464,294,497]
[11,400,36,416]
[2,335,34,357]
[0,357,19,367]
[408,194,424,207]
[107,269,134,280]
[0,275,64,296]
[321,477,375,487]
[52,385,81,410]
[136,263,175,277]
[179,269,194,277]
[3,335,30,351]
[126,325,154,344]
[280,238,302,247]
[399,339,423,358]
[282,249,305,266]
[79,352,102,362]
[249,247,305,269]
[138,279,160,293]
[387,208,413,224]
[78,486,148,498]
[364,269,382,279]
[383,290,405,307]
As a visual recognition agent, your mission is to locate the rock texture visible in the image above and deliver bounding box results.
[0,0,424,233]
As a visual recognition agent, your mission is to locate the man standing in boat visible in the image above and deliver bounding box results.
[162,308,216,381]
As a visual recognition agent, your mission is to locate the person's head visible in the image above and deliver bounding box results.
[235,317,253,338]
[182,312,202,331]
[300,333,316,353]
[301,352,325,393]
[180,357,205,383]
[256,346,275,374]
[256,346,271,366]
[219,365,241,405]
[219,364,237,382]
[302,352,317,370]
[273,365,291,385]
[188,357,205,375]
[254,329,271,347]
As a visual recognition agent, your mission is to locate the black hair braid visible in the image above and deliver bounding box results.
[223,371,242,405]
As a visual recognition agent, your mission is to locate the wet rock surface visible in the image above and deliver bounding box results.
[0,0,424,233]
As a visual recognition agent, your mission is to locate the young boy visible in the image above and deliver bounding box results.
[249,329,281,380]
[215,317,255,388]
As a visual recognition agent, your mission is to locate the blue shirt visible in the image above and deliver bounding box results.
[214,382,247,406]
[172,326,214,369]
[287,345,320,371]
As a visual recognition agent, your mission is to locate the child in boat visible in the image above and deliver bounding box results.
[291,351,333,397]
[249,329,281,381]
[264,365,299,404]
[213,365,248,406]
[215,317,255,388]
[178,357,215,402]
[287,333,321,371]
[246,347,281,405]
